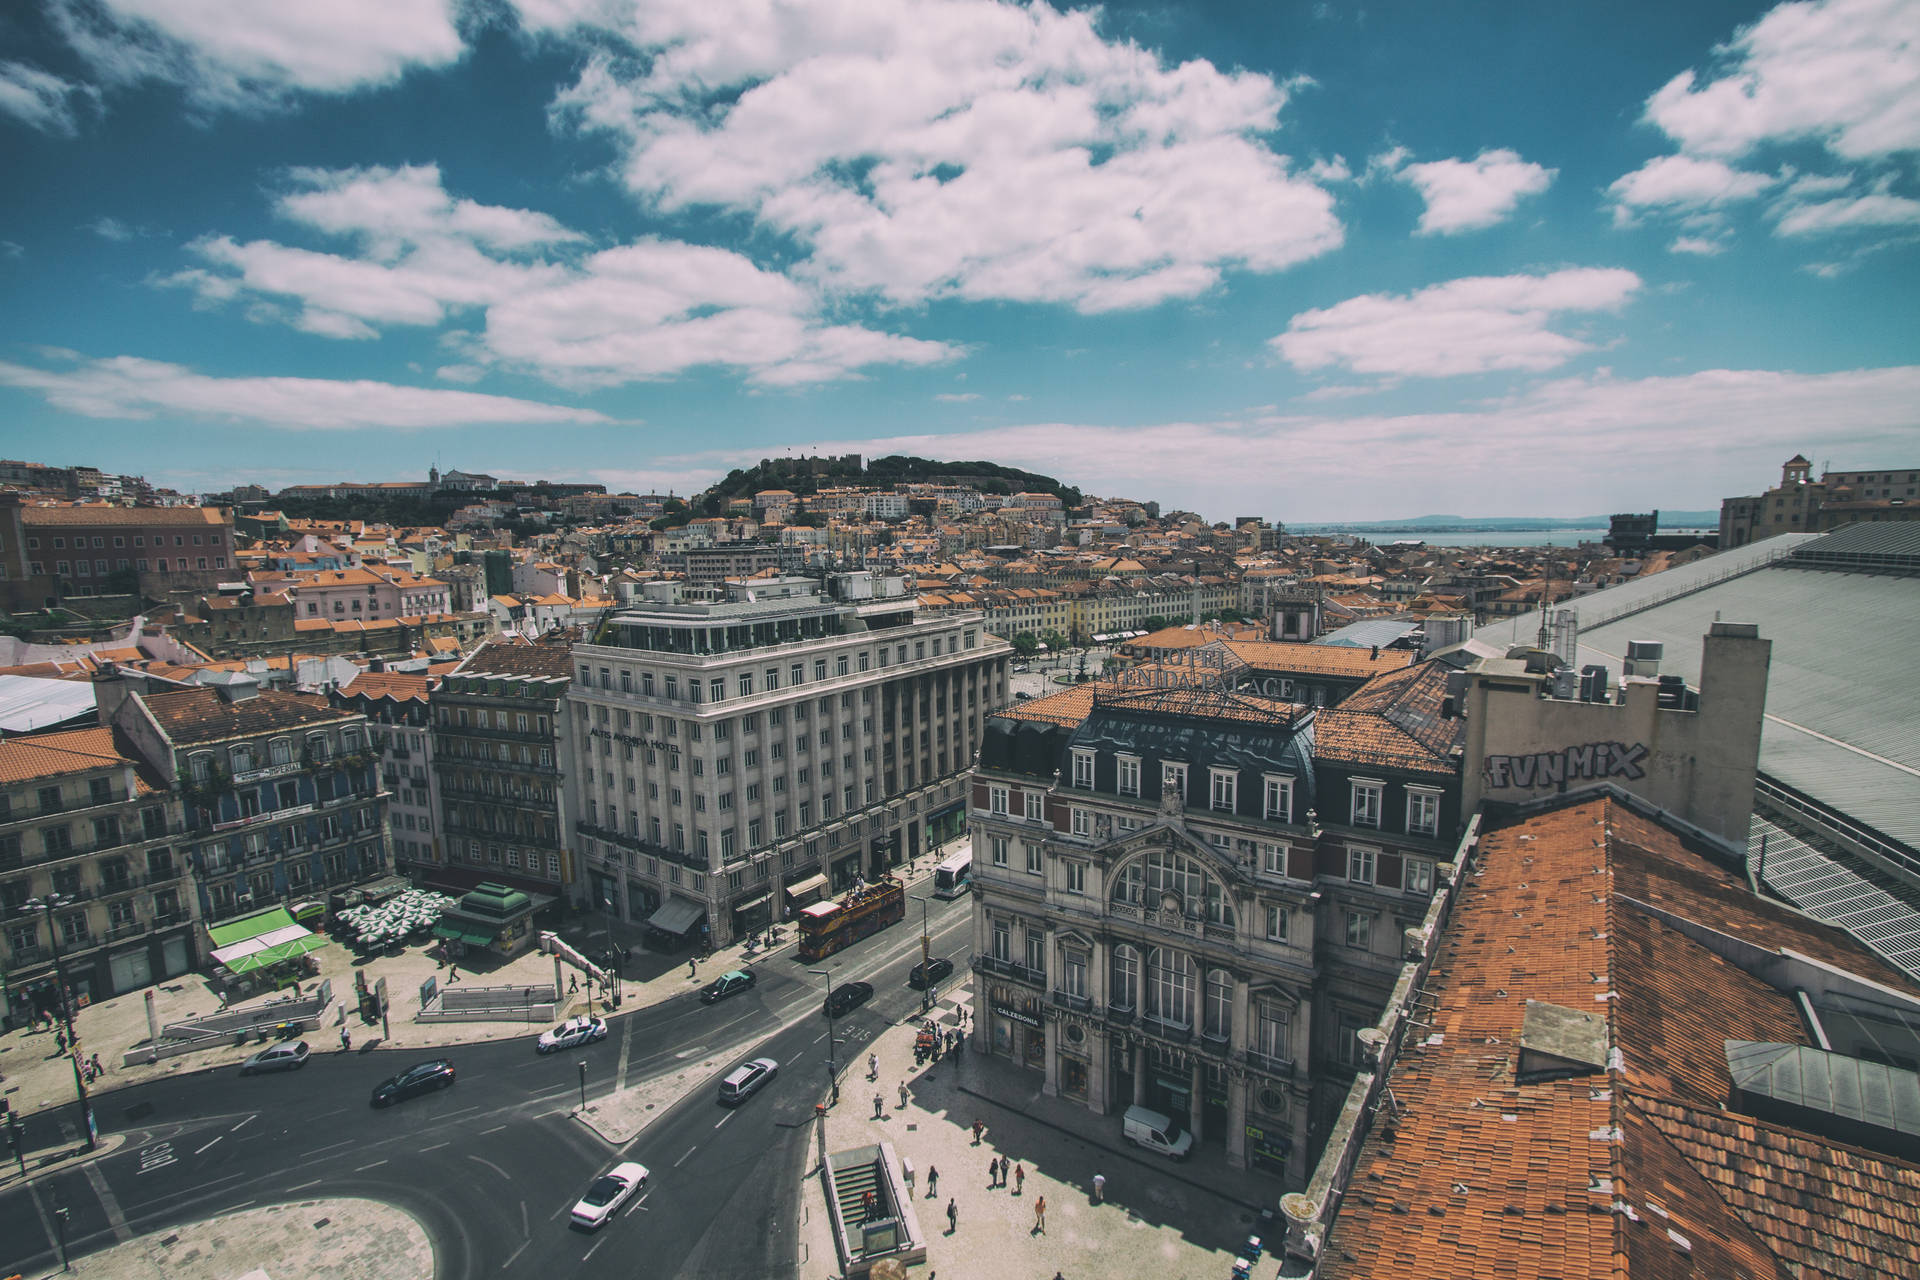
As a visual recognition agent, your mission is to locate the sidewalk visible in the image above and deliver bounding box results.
[0,842,965,1180]
[799,975,1261,1280]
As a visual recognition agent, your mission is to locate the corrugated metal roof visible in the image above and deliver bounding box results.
[1753,817,1920,985]
[0,674,99,734]
[1471,530,1920,851]
[1316,619,1420,649]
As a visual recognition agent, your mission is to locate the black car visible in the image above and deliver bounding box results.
[823,980,874,1017]
[699,969,757,1005]
[908,957,954,989]
[371,1059,456,1107]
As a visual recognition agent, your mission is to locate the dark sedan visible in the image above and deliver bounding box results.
[823,980,874,1017]
[371,1059,456,1107]
[699,969,757,1005]
[908,956,954,989]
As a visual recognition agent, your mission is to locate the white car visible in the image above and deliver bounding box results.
[536,1016,609,1054]
[570,1161,649,1229]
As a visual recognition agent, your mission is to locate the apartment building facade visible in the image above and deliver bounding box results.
[427,636,574,896]
[0,728,196,1021]
[94,674,390,927]
[331,670,440,877]
[568,574,1011,948]
[966,660,1464,1187]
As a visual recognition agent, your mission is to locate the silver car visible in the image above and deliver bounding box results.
[241,1041,311,1074]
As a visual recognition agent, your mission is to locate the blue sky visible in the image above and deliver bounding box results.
[1,0,1915,522]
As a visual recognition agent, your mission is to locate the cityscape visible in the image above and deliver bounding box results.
[3,3,1919,1280]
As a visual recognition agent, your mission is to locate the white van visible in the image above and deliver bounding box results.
[1122,1104,1194,1159]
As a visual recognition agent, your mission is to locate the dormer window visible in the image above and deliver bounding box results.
[1263,774,1294,823]
[1071,749,1095,789]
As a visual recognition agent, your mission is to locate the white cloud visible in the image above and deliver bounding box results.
[1272,268,1642,379]
[1606,154,1774,222]
[50,0,467,110]
[934,392,980,402]
[1773,191,1920,234]
[165,165,958,387]
[0,352,613,430]
[537,0,1342,313]
[84,216,134,241]
[1644,0,1920,161]
[759,365,1920,520]
[0,60,96,135]
[1396,148,1556,234]
[1669,235,1728,255]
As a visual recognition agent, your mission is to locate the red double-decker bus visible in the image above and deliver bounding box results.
[796,877,906,961]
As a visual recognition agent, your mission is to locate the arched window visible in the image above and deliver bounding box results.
[1204,969,1233,1040]
[189,753,213,782]
[1111,944,1140,1011]
[269,738,292,766]
[1146,948,1195,1028]
[230,744,254,774]
[1112,850,1234,927]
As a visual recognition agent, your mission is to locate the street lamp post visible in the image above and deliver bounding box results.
[913,895,933,1013]
[809,967,839,1105]
[601,894,622,1007]
[20,894,96,1152]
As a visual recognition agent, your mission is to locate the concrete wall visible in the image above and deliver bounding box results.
[1461,623,1770,846]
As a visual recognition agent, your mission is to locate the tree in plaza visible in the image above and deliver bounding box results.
[1011,632,1039,657]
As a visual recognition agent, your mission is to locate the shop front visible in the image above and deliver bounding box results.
[1057,1022,1092,1101]
[1146,1045,1191,1121]
[988,985,1047,1070]
[1243,1118,1292,1178]
[925,799,967,850]
[644,895,707,951]
[730,891,772,938]
[783,872,828,916]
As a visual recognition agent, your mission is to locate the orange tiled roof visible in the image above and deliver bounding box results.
[0,726,163,791]
[1311,660,1461,776]
[1220,639,1416,679]
[337,671,433,703]
[1320,796,1920,1280]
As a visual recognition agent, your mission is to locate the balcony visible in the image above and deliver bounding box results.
[972,954,1045,988]
[232,760,303,785]
[1139,1016,1193,1046]
[151,910,192,929]
[1241,1049,1296,1079]
[5,944,51,968]
[1105,1000,1135,1026]
[106,920,146,942]
[211,801,314,832]
[1050,989,1093,1014]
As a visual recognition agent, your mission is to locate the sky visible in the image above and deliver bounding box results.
[1,0,1916,523]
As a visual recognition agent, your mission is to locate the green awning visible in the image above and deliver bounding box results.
[208,906,301,949]
[459,930,495,947]
[219,932,330,974]
[433,921,466,941]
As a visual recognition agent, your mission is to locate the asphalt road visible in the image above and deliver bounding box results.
[0,890,976,1280]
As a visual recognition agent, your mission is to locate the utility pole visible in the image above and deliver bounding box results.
[810,968,839,1105]
[20,895,95,1151]
[914,895,933,1014]
[577,1060,588,1113]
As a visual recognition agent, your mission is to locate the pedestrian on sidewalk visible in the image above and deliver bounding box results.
[986,1157,997,1187]
[898,1081,909,1109]
[340,1027,351,1052]
[869,1052,878,1080]
[927,1166,939,1198]
[688,958,697,979]
[1014,1163,1025,1195]
[972,1118,983,1145]
[89,1053,102,1079]
[1034,1195,1047,1234]
[447,964,459,983]
[946,1198,957,1234]
[874,1092,885,1119]
[1093,1172,1106,1204]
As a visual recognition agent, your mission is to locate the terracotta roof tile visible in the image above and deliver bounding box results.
[0,726,164,792]
[1320,796,1920,1280]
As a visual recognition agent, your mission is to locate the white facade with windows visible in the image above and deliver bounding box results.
[568,574,1009,945]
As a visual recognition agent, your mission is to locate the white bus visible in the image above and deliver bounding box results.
[931,850,973,899]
